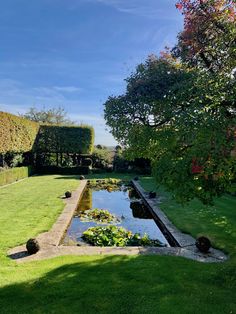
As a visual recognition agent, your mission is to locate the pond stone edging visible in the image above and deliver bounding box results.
[132,180,228,263]
[8,178,228,263]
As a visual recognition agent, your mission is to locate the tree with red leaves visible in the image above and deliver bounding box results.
[174,0,235,73]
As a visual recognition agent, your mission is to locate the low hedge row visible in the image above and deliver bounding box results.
[36,166,90,175]
[0,166,34,187]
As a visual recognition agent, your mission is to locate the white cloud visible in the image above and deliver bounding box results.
[53,86,82,93]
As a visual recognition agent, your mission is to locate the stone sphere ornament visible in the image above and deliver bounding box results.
[26,238,40,255]
[195,236,211,253]
[65,191,72,198]
[80,175,85,180]
[149,191,156,198]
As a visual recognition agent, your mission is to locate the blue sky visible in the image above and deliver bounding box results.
[0,0,183,145]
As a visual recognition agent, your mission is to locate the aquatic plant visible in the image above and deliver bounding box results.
[82,225,165,247]
[79,208,120,224]
[87,179,123,190]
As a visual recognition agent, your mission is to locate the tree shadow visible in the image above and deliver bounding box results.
[54,176,81,180]
[0,255,235,314]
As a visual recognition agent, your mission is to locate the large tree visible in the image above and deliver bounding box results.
[104,0,236,203]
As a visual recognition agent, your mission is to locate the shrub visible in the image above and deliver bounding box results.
[4,153,23,168]
[82,158,93,167]
[91,147,113,169]
[0,166,34,187]
[113,151,129,172]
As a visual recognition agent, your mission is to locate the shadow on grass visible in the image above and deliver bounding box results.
[0,255,235,314]
[53,173,138,181]
[54,175,81,180]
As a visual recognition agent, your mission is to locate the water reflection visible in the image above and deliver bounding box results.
[130,201,153,219]
[63,185,168,246]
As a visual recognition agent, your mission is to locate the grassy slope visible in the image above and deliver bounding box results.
[0,174,235,314]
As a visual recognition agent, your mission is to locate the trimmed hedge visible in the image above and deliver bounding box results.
[35,125,94,154]
[0,112,39,154]
[0,166,34,186]
[36,166,90,175]
[0,112,94,155]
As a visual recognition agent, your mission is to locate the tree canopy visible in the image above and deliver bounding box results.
[20,106,75,126]
[104,0,236,203]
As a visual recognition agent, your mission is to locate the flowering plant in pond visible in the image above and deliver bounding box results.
[79,208,120,224]
[82,225,165,247]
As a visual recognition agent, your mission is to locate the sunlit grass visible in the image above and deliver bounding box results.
[140,176,236,255]
[0,174,235,313]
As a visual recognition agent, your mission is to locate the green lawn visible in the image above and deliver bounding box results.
[140,177,236,255]
[0,174,235,313]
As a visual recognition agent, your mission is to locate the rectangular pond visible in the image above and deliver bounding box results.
[62,181,169,247]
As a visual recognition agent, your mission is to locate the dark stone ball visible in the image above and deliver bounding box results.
[65,191,72,198]
[134,177,139,181]
[79,175,85,180]
[26,238,40,255]
[196,236,211,253]
[149,191,156,198]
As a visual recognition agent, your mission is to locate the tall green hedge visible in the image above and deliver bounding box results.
[0,166,34,186]
[35,125,94,154]
[0,112,94,155]
[0,112,39,153]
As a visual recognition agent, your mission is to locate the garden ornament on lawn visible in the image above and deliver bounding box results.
[65,191,72,198]
[195,236,211,253]
[149,191,156,198]
[26,238,40,255]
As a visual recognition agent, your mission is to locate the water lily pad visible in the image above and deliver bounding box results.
[79,208,121,224]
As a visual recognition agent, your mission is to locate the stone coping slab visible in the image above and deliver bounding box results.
[8,179,228,263]
[132,180,228,262]
[132,180,196,247]
[9,245,227,264]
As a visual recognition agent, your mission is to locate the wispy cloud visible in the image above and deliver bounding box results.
[0,79,117,145]
[0,103,29,115]
[0,79,83,104]
[53,86,82,93]
[69,113,104,124]
[91,0,182,21]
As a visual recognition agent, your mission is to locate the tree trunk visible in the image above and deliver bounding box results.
[0,154,4,167]
[56,152,59,167]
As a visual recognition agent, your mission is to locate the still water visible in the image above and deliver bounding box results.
[63,185,168,246]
